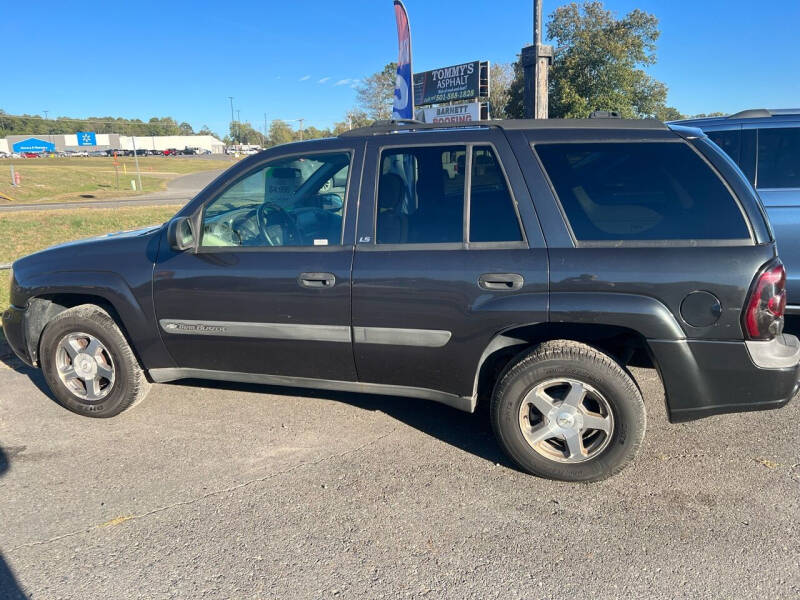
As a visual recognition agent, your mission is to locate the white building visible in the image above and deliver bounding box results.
[0,134,225,154]
[119,135,225,154]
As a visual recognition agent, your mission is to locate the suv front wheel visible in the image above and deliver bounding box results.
[39,304,151,418]
[491,340,645,482]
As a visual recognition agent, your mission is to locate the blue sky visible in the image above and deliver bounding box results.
[2,0,798,136]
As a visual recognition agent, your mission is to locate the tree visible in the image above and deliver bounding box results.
[545,1,676,119]
[489,62,516,119]
[653,106,686,121]
[297,125,332,141]
[230,121,266,145]
[355,63,397,120]
[689,112,727,118]
[0,112,216,137]
[332,109,372,135]
[196,125,217,137]
[268,119,295,146]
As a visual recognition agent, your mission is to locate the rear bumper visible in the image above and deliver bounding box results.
[649,335,800,423]
[2,304,34,366]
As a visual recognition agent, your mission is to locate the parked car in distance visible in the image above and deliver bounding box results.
[163,148,180,156]
[4,118,798,482]
[88,150,108,157]
[21,152,40,158]
[672,109,800,310]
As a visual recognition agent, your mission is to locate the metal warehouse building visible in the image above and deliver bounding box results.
[0,134,225,154]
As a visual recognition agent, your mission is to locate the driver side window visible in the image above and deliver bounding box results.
[201,152,350,248]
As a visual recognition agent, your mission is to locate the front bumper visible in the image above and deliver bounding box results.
[2,304,33,366]
[650,334,800,422]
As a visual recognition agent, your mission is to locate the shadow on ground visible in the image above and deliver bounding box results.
[173,378,513,469]
[0,356,53,402]
[0,446,28,599]
[3,355,514,471]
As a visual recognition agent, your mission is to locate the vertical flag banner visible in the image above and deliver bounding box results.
[392,0,413,120]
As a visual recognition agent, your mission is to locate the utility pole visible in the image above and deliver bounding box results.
[43,110,53,147]
[298,118,304,140]
[263,112,268,141]
[236,110,241,145]
[521,0,553,119]
[228,96,235,143]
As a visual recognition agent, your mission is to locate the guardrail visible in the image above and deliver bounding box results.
[0,264,11,270]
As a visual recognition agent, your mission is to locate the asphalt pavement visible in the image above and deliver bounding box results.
[0,170,226,213]
[0,355,798,599]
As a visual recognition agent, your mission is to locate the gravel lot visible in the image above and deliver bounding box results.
[0,355,798,599]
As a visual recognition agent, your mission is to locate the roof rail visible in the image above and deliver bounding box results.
[338,117,667,137]
[728,109,772,119]
[589,110,621,119]
[338,119,494,137]
[767,108,800,116]
[723,108,800,119]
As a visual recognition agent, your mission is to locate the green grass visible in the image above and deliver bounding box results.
[0,205,178,313]
[0,156,233,204]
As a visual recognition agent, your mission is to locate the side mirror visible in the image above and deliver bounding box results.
[167,217,197,252]
[318,193,343,211]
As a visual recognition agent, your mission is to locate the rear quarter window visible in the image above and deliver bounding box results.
[757,127,800,189]
[535,141,750,242]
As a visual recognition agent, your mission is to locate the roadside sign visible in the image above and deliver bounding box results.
[12,137,55,153]
[413,61,489,106]
[77,132,97,146]
[392,0,413,120]
[417,101,485,124]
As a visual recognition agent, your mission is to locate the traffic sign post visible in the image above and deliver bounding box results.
[131,137,143,193]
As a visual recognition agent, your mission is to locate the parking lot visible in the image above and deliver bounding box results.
[0,354,798,600]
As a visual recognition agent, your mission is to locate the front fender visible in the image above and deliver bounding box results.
[19,270,174,370]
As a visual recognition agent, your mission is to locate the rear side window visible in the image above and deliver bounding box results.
[707,130,741,164]
[757,127,800,189]
[469,147,523,242]
[376,146,465,244]
[536,142,750,242]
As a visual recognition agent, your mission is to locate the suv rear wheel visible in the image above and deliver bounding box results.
[39,304,151,418]
[491,340,645,482]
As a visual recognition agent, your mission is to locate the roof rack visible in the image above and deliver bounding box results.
[338,118,666,137]
[728,109,772,119]
[726,108,800,119]
[338,119,495,137]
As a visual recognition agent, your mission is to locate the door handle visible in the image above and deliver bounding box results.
[478,273,524,291]
[298,272,336,288]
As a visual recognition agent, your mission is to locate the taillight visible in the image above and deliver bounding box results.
[743,260,786,340]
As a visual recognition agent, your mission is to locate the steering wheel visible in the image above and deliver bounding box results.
[256,202,303,246]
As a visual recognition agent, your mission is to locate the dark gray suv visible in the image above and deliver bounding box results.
[673,109,800,310]
[4,118,799,482]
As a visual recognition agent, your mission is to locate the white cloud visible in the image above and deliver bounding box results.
[299,75,310,81]
[318,77,331,84]
[334,78,352,86]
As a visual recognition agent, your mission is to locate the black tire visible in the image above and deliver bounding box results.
[491,340,645,482]
[39,304,151,418]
